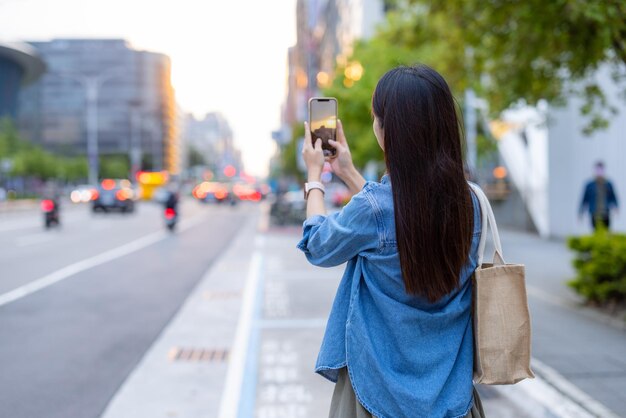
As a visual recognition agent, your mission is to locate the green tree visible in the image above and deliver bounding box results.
[322,36,425,167]
[0,118,22,158]
[320,0,626,167]
[57,157,88,182]
[188,146,206,167]
[11,146,56,180]
[0,118,90,184]
[387,0,626,134]
[100,155,130,179]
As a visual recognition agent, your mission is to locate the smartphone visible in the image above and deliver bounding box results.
[308,97,337,158]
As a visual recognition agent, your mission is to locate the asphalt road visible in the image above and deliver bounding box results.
[0,199,254,418]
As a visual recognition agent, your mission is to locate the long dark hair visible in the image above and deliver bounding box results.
[372,65,474,302]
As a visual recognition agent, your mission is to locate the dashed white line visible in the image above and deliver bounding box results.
[0,213,206,308]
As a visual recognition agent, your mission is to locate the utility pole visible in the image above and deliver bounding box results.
[50,69,124,185]
[129,101,143,180]
[85,79,100,186]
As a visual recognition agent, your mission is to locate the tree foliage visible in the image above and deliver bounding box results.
[187,146,207,168]
[0,118,88,182]
[320,0,626,168]
[388,0,626,132]
[279,122,305,181]
[100,154,130,179]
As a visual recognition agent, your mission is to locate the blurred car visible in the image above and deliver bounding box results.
[192,181,235,204]
[270,190,306,225]
[92,179,136,213]
[232,183,262,202]
[70,184,96,203]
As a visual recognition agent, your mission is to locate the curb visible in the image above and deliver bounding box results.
[99,209,262,418]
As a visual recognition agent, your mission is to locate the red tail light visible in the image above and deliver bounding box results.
[90,189,99,200]
[41,200,55,212]
[165,208,176,219]
[115,189,127,201]
[101,179,116,190]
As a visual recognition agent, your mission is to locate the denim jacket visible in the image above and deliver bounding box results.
[297,175,482,418]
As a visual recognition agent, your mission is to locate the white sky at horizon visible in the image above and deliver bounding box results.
[0,0,297,177]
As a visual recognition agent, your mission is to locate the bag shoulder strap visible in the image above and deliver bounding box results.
[468,182,505,265]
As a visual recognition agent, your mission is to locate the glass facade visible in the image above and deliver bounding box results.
[18,39,179,173]
[0,57,25,119]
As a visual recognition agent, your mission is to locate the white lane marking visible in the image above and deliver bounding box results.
[16,233,55,247]
[217,252,263,418]
[0,213,206,308]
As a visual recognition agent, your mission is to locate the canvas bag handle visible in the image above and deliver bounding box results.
[468,182,505,266]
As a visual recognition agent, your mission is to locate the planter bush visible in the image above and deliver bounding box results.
[567,230,626,304]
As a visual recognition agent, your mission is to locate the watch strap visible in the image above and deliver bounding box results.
[304,181,325,199]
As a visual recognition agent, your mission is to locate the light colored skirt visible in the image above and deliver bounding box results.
[328,368,486,418]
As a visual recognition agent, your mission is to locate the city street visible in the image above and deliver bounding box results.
[100,204,624,418]
[0,199,251,418]
[2,200,625,418]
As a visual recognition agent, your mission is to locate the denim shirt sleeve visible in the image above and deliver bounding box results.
[296,187,378,267]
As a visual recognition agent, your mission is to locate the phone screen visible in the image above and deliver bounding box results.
[309,98,337,158]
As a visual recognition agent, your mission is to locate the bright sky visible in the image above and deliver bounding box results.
[0,0,297,177]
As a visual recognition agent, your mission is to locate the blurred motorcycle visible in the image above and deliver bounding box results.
[41,199,60,229]
[164,207,177,231]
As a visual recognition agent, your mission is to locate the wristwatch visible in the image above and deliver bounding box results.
[304,181,325,200]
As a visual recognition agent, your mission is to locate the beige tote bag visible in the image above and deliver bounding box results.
[469,183,534,385]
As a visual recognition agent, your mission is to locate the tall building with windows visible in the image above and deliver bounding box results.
[0,42,45,119]
[18,39,180,174]
[282,0,383,127]
[181,112,242,177]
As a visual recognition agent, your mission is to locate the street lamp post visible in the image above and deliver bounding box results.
[50,69,124,185]
[128,101,143,181]
[85,78,100,186]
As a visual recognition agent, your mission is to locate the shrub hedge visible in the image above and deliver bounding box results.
[567,230,626,303]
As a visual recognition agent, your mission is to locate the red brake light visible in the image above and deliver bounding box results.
[115,189,127,201]
[41,200,54,211]
[101,179,116,190]
[165,208,176,219]
[90,189,99,200]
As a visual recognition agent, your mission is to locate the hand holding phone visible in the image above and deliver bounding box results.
[308,97,338,158]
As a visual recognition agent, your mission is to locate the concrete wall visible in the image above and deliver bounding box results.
[497,106,550,236]
[547,66,626,237]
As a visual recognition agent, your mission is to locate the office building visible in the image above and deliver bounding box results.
[18,39,179,174]
[0,42,45,119]
[283,0,383,127]
[181,112,242,177]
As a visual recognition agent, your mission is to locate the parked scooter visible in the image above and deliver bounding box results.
[41,199,60,229]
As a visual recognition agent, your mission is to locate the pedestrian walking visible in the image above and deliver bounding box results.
[579,161,619,231]
[298,65,485,418]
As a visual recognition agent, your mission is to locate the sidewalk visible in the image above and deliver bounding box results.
[0,199,38,213]
[100,209,624,418]
[499,229,626,417]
